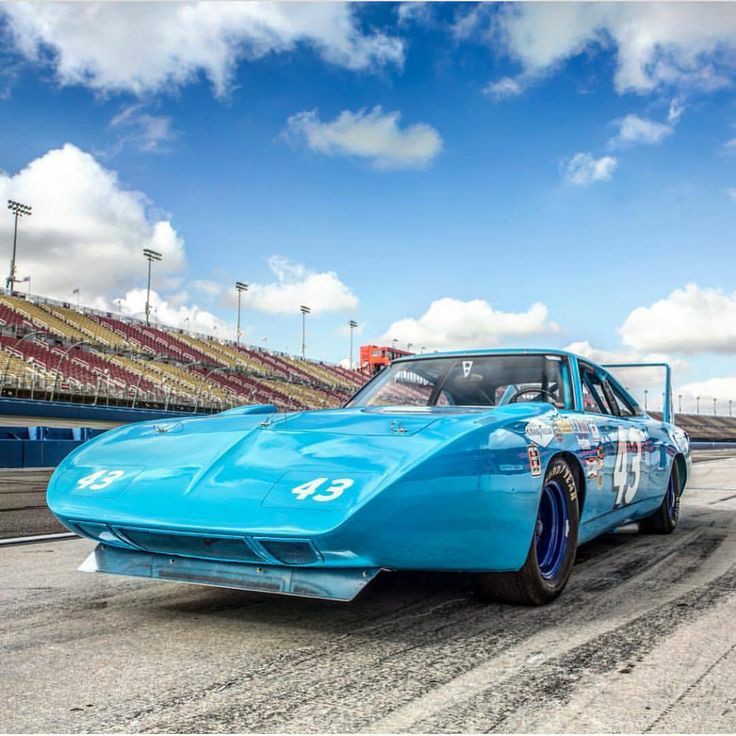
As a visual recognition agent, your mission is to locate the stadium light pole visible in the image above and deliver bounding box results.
[696,395,701,415]
[391,338,398,352]
[142,248,162,326]
[348,320,358,369]
[300,305,311,360]
[714,397,717,416]
[678,394,682,414]
[72,288,80,308]
[235,281,248,346]
[20,275,30,295]
[644,389,648,411]
[6,200,32,292]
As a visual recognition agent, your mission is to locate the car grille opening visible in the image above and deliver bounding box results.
[114,527,263,563]
[257,539,319,565]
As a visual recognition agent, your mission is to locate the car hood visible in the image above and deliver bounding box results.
[47,403,554,535]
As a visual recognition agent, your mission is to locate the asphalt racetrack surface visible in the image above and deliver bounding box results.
[2,458,736,733]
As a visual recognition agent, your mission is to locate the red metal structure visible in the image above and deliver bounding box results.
[360,344,414,375]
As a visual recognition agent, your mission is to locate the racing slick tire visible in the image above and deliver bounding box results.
[474,457,579,606]
[639,462,680,535]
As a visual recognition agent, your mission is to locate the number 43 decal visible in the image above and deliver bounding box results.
[77,469,126,491]
[613,427,643,507]
[291,477,354,502]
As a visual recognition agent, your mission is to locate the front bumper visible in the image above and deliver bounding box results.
[81,543,380,601]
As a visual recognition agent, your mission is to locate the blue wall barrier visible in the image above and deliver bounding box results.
[0,397,200,424]
[0,399,205,468]
[0,425,110,468]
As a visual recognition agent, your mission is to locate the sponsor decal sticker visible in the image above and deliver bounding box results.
[525,418,556,447]
[528,445,542,477]
[462,360,473,377]
[557,418,573,434]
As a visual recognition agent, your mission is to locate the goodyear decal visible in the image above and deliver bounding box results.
[525,418,556,447]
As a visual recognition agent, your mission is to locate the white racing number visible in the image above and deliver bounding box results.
[613,427,643,507]
[291,477,354,503]
[76,469,126,491]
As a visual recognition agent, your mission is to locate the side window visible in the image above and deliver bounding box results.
[607,379,638,417]
[580,366,615,415]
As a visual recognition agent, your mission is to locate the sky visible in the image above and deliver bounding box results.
[1,2,736,412]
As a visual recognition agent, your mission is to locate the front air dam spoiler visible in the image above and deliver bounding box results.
[80,544,380,601]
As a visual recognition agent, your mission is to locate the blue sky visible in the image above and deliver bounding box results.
[1,2,736,409]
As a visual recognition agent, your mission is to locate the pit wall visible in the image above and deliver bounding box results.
[0,398,201,468]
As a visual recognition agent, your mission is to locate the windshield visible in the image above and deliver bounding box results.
[347,354,572,409]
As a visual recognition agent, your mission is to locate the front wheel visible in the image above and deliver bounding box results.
[639,462,680,534]
[474,457,580,606]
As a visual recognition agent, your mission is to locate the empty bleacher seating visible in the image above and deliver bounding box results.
[0,294,367,409]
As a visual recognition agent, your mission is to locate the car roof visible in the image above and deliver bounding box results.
[392,348,589,364]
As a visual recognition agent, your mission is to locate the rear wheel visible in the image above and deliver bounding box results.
[474,457,579,606]
[639,462,680,534]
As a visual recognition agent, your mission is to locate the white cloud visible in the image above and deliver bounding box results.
[667,98,685,125]
[483,76,525,100]
[620,284,736,354]
[565,340,672,367]
[493,3,736,95]
[243,256,357,315]
[676,376,736,408]
[190,279,222,300]
[0,144,186,304]
[565,340,687,400]
[285,107,442,170]
[565,152,618,186]
[397,2,434,27]
[1,2,404,97]
[109,105,175,153]
[117,287,229,337]
[727,187,736,203]
[379,298,558,351]
[608,114,673,149]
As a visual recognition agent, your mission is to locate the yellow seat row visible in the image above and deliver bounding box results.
[0,297,89,343]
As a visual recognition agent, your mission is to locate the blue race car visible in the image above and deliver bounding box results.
[47,349,690,606]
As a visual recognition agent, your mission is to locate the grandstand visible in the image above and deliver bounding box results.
[0,293,367,412]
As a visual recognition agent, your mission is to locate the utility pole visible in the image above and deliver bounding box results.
[714,397,717,416]
[300,305,311,360]
[235,281,248,345]
[142,248,162,326]
[6,200,32,292]
[696,395,701,415]
[348,320,358,369]
[678,394,682,414]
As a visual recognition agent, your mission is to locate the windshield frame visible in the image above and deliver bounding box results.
[345,352,574,410]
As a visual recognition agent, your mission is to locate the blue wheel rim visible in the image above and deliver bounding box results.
[535,479,569,580]
[666,474,677,518]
